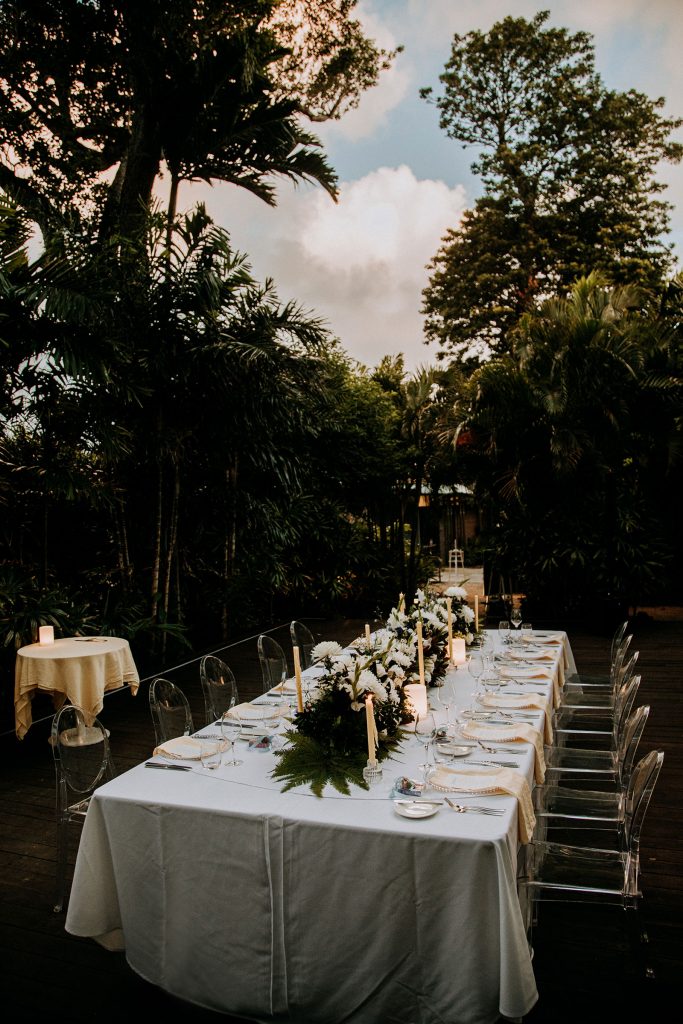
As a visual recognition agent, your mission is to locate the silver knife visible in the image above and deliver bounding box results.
[145,762,193,771]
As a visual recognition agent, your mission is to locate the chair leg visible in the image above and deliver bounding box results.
[53,820,68,914]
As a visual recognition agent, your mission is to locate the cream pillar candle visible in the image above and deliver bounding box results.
[293,645,304,713]
[405,682,428,720]
[474,594,479,632]
[452,637,467,665]
[446,598,453,661]
[416,619,425,685]
[365,695,377,766]
[38,626,54,646]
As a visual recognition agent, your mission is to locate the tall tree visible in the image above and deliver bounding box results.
[452,274,682,611]
[421,10,683,362]
[0,0,394,245]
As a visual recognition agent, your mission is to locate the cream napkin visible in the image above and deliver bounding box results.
[429,765,536,844]
[153,736,204,760]
[459,721,546,783]
[476,692,553,743]
[499,662,562,704]
[228,702,289,721]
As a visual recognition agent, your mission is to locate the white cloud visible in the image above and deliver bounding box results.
[182,166,466,369]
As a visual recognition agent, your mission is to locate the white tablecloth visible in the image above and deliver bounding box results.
[65,631,572,1023]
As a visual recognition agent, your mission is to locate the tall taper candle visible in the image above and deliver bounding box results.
[446,597,453,661]
[398,592,405,612]
[293,645,304,713]
[416,619,425,685]
[365,623,371,642]
[474,594,479,633]
[365,695,377,766]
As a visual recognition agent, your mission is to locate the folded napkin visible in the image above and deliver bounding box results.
[228,702,289,722]
[153,736,205,760]
[429,766,536,844]
[498,664,559,706]
[476,692,553,743]
[506,650,555,663]
[269,679,298,695]
[459,721,546,784]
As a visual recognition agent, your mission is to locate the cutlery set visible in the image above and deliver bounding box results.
[394,798,504,816]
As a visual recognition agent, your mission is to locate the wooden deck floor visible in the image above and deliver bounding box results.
[0,616,681,1022]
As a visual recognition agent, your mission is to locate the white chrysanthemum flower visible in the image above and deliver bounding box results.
[350,701,364,712]
[461,606,475,623]
[422,610,442,629]
[333,654,356,673]
[311,641,343,662]
[388,664,405,680]
[466,632,474,644]
[414,589,426,605]
[445,586,468,599]
[389,648,412,667]
[374,662,387,678]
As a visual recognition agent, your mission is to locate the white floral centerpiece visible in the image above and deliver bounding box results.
[384,588,453,686]
[272,639,412,796]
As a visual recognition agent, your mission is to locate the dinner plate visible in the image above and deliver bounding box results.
[435,742,473,758]
[393,800,440,819]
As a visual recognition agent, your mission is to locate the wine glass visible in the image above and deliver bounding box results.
[467,653,484,687]
[414,712,436,785]
[521,622,533,647]
[219,710,243,767]
[498,620,511,646]
[510,607,523,634]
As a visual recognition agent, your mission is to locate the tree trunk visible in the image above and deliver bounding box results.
[150,458,164,623]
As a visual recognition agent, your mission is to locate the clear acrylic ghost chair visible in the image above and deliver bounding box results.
[558,650,639,711]
[257,634,288,693]
[554,675,641,751]
[521,750,664,924]
[290,620,316,670]
[543,703,649,788]
[533,735,654,847]
[149,677,194,746]
[199,655,238,725]
[52,704,116,913]
[563,632,633,692]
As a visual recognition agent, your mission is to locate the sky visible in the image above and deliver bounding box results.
[180,0,683,372]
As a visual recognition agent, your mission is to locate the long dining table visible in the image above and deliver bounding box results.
[65,630,575,1024]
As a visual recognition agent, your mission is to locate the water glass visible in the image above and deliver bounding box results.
[521,622,533,645]
[498,620,510,645]
[200,739,222,771]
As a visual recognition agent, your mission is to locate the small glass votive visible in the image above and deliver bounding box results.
[363,759,383,786]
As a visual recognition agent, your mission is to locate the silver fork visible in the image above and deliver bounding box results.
[445,798,504,816]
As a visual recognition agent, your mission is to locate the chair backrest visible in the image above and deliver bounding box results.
[149,677,194,746]
[290,621,316,671]
[199,655,238,725]
[257,634,287,692]
[610,633,633,678]
[612,674,641,739]
[616,704,650,783]
[610,620,630,663]
[612,647,638,688]
[51,705,114,804]
[624,749,664,853]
